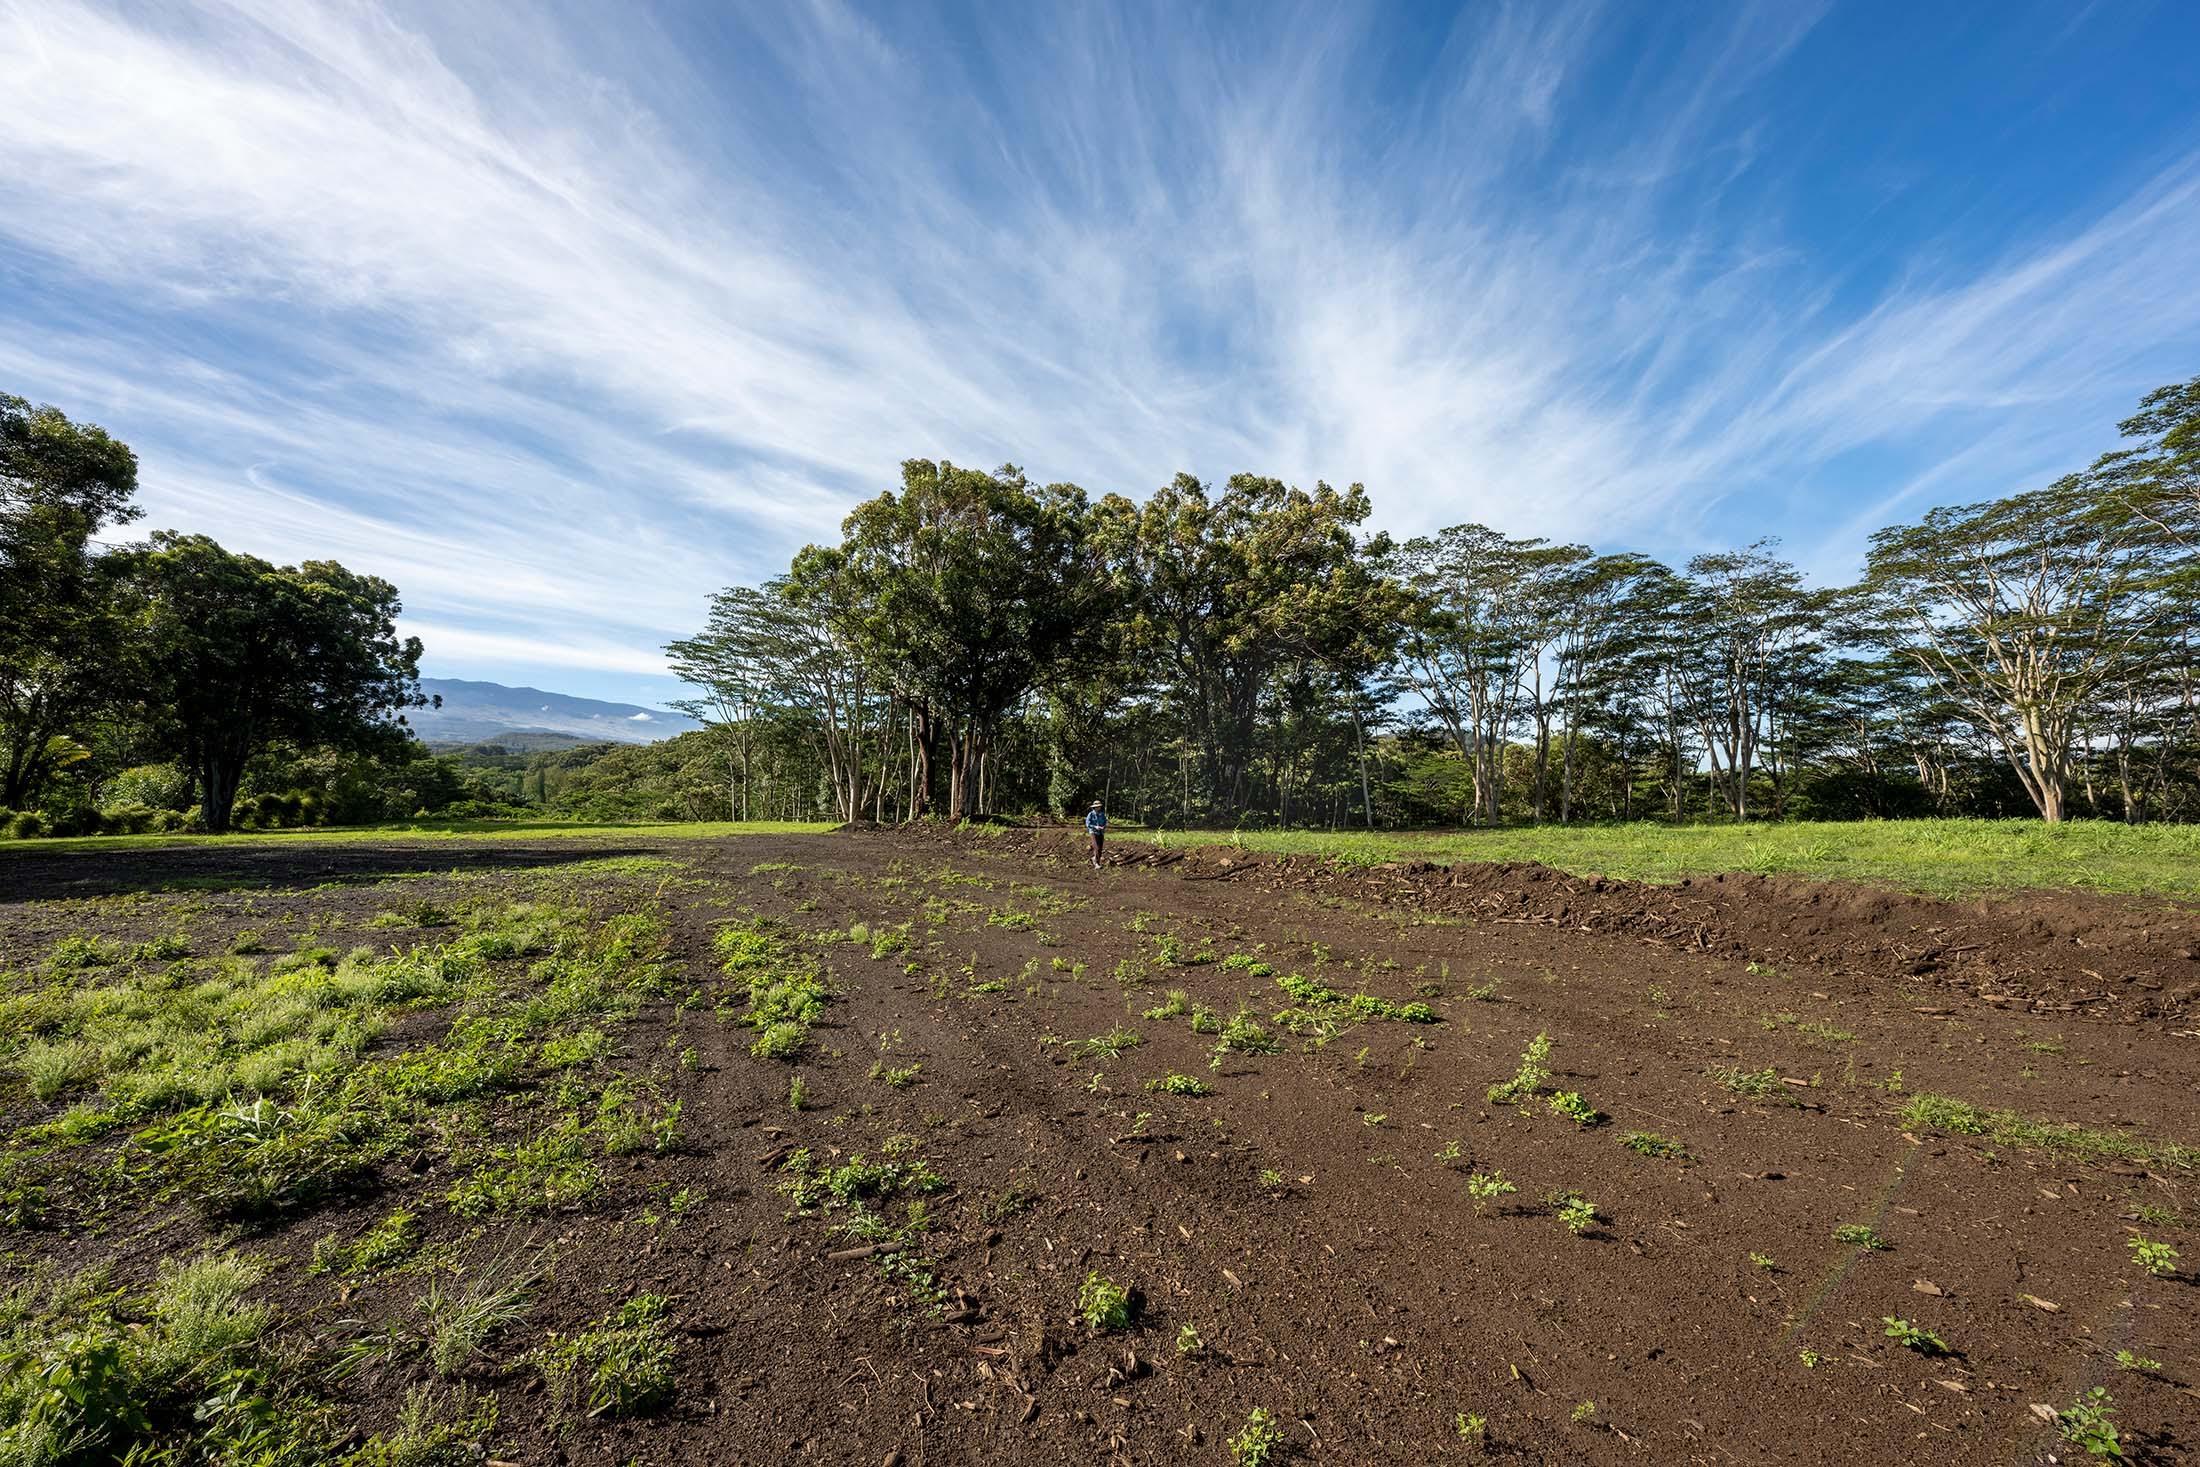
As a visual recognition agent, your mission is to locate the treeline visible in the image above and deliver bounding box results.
[1,393,436,835]
[670,377,2200,828]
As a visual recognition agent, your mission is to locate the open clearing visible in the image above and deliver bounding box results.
[2,827,2196,1464]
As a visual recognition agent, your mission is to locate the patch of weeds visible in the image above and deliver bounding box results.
[2054,1386,2122,1458]
[1221,954,1275,977]
[46,934,120,971]
[1621,1131,1686,1160]
[1749,1252,1777,1272]
[1228,1406,1284,1466]
[2129,1236,2178,1277]
[312,1208,420,1277]
[1881,1317,1948,1355]
[1465,1171,1516,1211]
[1832,1223,1887,1251]
[1549,1191,1598,1236]
[1797,1348,1823,1368]
[447,1114,603,1216]
[349,1382,496,1466]
[1434,1139,1463,1166]
[1147,1073,1212,1096]
[1487,1032,1551,1105]
[19,1038,100,1103]
[1707,1064,1784,1098]
[532,1294,676,1421]
[1901,1093,2194,1172]
[1456,1410,1487,1441]
[981,1186,1038,1223]
[1209,1008,1279,1069]
[717,917,830,1062]
[129,931,192,961]
[1176,1323,1205,1356]
[1075,1272,1133,1331]
[2113,1349,2161,1373]
[1545,1091,1601,1127]
[1069,1026,1144,1062]
[1142,990,1189,1021]
[870,1061,923,1089]
[539,1027,613,1069]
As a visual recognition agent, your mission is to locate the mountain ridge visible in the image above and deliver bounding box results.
[407,678,701,746]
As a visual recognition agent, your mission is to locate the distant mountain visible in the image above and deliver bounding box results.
[408,679,702,747]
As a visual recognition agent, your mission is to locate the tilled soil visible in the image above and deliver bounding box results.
[3,828,2197,1464]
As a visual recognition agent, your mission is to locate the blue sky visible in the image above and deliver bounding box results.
[4,0,2198,709]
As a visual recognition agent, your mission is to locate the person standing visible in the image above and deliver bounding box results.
[1084,799,1107,868]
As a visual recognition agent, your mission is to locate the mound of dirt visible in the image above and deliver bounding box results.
[899,823,2200,1026]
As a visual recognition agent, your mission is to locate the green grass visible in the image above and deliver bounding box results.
[0,818,838,857]
[1140,818,2200,901]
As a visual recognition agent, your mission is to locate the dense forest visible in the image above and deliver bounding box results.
[3,375,2195,836]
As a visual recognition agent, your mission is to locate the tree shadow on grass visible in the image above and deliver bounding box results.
[0,840,676,905]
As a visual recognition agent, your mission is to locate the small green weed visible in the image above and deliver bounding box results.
[1076,1272,1133,1331]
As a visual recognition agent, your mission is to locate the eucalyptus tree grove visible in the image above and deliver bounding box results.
[676,374,2200,827]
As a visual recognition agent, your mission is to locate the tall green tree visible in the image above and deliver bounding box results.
[1861,481,2175,823]
[119,534,430,832]
[834,461,1109,819]
[1103,474,1399,819]
[0,394,140,808]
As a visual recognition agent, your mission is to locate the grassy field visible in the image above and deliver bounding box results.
[1140,818,2200,902]
[0,818,837,858]
[9,814,2199,903]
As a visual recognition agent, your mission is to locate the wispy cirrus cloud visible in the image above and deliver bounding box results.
[1,0,2195,698]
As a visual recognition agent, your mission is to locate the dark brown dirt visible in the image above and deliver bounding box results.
[4,828,2198,1465]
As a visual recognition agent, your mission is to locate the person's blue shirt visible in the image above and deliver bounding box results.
[1085,808,1107,831]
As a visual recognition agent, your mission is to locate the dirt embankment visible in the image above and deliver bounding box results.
[926,824,2200,1026]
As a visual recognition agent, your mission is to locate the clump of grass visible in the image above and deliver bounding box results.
[422,1258,539,1376]
[1209,1007,1279,1069]
[1487,1032,1551,1105]
[539,1027,613,1069]
[532,1294,676,1421]
[1707,1064,1783,1097]
[311,1208,419,1277]
[1621,1131,1686,1161]
[20,1039,100,1103]
[1902,1093,2194,1172]
[1070,1026,1144,1061]
[1076,1272,1133,1331]
[1142,989,1189,1020]
[47,934,120,971]
[352,1382,496,1465]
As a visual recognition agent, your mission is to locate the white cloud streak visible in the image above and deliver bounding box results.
[0,0,2195,689]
